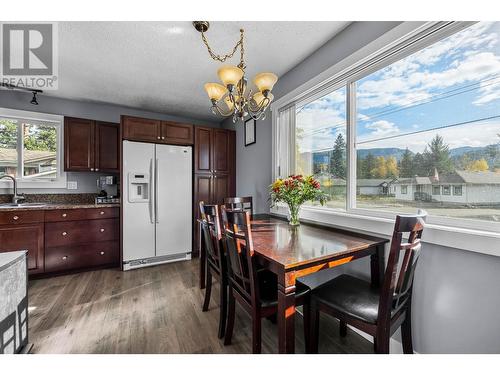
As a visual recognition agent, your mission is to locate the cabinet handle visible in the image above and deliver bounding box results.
[62,256,68,260]
[95,168,99,171]
[100,251,105,255]
[62,213,67,218]
[100,211,105,215]
[90,168,94,171]
[214,170,217,173]
[157,136,161,139]
[100,228,105,233]
[161,136,165,140]
[13,215,19,221]
[62,232,67,236]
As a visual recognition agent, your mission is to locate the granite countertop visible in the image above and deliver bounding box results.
[0,203,120,212]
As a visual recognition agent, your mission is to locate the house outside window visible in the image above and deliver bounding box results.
[454,185,463,196]
[432,185,441,195]
[401,185,408,194]
[0,108,65,188]
[442,185,451,195]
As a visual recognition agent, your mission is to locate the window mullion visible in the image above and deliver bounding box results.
[17,122,23,179]
[346,81,357,212]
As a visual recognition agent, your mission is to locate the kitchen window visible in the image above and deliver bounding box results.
[0,108,65,188]
[273,21,500,238]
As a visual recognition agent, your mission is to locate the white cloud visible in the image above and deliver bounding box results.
[364,120,400,137]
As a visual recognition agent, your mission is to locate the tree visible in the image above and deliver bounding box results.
[24,125,57,152]
[399,148,414,178]
[363,153,376,178]
[371,156,388,178]
[0,119,17,149]
[466,158,489,172]
[330,133,346,178]
[423,134,453,175]
[385,156,399,178]
[413,152,427,176]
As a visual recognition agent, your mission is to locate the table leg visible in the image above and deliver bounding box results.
[199,221,206,289]
[370,243,385,287]
[277,282,296,354]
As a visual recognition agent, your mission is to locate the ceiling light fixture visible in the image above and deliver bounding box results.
[30,92,39,105]
[194,21,278,122]
[0,82,43,105]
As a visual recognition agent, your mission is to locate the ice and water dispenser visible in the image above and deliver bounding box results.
[128,172,150,203]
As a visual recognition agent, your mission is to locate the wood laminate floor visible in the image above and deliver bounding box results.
[27,259,373,354]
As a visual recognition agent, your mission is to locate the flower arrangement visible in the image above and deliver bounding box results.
[270,175,328,226]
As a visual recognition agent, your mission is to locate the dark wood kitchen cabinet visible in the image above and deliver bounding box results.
[121,116,193,145]
[64,117,119,172]
[0,221,44,274]
[193,127,235,256]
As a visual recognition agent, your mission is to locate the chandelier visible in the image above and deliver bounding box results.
[193,21,278,122]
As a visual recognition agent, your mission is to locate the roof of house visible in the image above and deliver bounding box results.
[394,170,500,185]
[356,179,390,187]
[0,148,56,165]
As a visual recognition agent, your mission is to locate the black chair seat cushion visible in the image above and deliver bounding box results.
[312,274,384,324]
[258,270,309,308]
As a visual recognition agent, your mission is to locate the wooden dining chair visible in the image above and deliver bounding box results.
[220,206,311,354]
[199,201,228,339]
[223,196,253,216]
[308,210,427,354]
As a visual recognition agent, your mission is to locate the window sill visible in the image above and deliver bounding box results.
[270,205,500,257]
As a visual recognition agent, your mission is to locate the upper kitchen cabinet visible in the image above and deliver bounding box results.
[64,117,119,172]
[95,121,120,172]
[122,116,160,142]
[64,117,94,171]
[160,121,194,145]
[194,127,235,175]
[121,116,194,145]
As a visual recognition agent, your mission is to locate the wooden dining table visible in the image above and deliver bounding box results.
[198,215,389,354]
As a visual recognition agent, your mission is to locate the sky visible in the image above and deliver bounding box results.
[296,22,500,154]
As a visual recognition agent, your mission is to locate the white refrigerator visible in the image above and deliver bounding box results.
[122,141,192,270]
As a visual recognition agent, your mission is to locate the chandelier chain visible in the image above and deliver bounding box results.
[200,29,245,67]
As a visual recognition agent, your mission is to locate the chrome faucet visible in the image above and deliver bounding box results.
[0,175,25,204]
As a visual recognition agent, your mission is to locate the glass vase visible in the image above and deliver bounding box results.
[287,204,301,226]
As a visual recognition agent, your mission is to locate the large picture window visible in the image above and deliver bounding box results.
[0,108,64,187]
[284,22,500,229]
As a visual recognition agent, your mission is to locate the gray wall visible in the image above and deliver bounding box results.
[0,90,220,194]
[222,22,402,214]
[224,21,500,353]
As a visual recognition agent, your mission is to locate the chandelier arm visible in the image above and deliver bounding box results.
[200,30,244,64]
[212,102,234,117]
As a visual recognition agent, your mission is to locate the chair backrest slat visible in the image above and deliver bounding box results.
[199,202,223,272]
[378,210,426,323]
[224,197,253,217]
[221,206,259,304]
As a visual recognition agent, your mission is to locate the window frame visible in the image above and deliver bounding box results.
[454,185,463,196]
[271,21,500,252]
[0,107,66,189]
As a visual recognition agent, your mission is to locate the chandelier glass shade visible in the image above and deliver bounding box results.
[194,22,278,122]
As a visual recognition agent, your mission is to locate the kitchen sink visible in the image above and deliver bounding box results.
[0,202,47,208]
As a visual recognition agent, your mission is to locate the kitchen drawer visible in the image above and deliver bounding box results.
[44,207,119,222]
[0,210,44,225]
[45,218,119,247]
[44,241,119,273]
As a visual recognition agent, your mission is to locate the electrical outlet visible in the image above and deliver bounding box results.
[67,181,78,190]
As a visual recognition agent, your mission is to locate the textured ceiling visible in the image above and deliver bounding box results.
[53,21,349,122]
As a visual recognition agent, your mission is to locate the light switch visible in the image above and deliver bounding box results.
[67,181,78,190]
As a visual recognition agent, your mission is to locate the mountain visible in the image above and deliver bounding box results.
[449,146,488,158]
[356,148,409,161]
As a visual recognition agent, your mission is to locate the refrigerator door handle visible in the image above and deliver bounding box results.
[149,158,155,224]
[155,158,159,223]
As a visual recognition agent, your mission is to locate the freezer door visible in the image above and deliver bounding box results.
[122,141,156,262]
[155,144,192,257]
